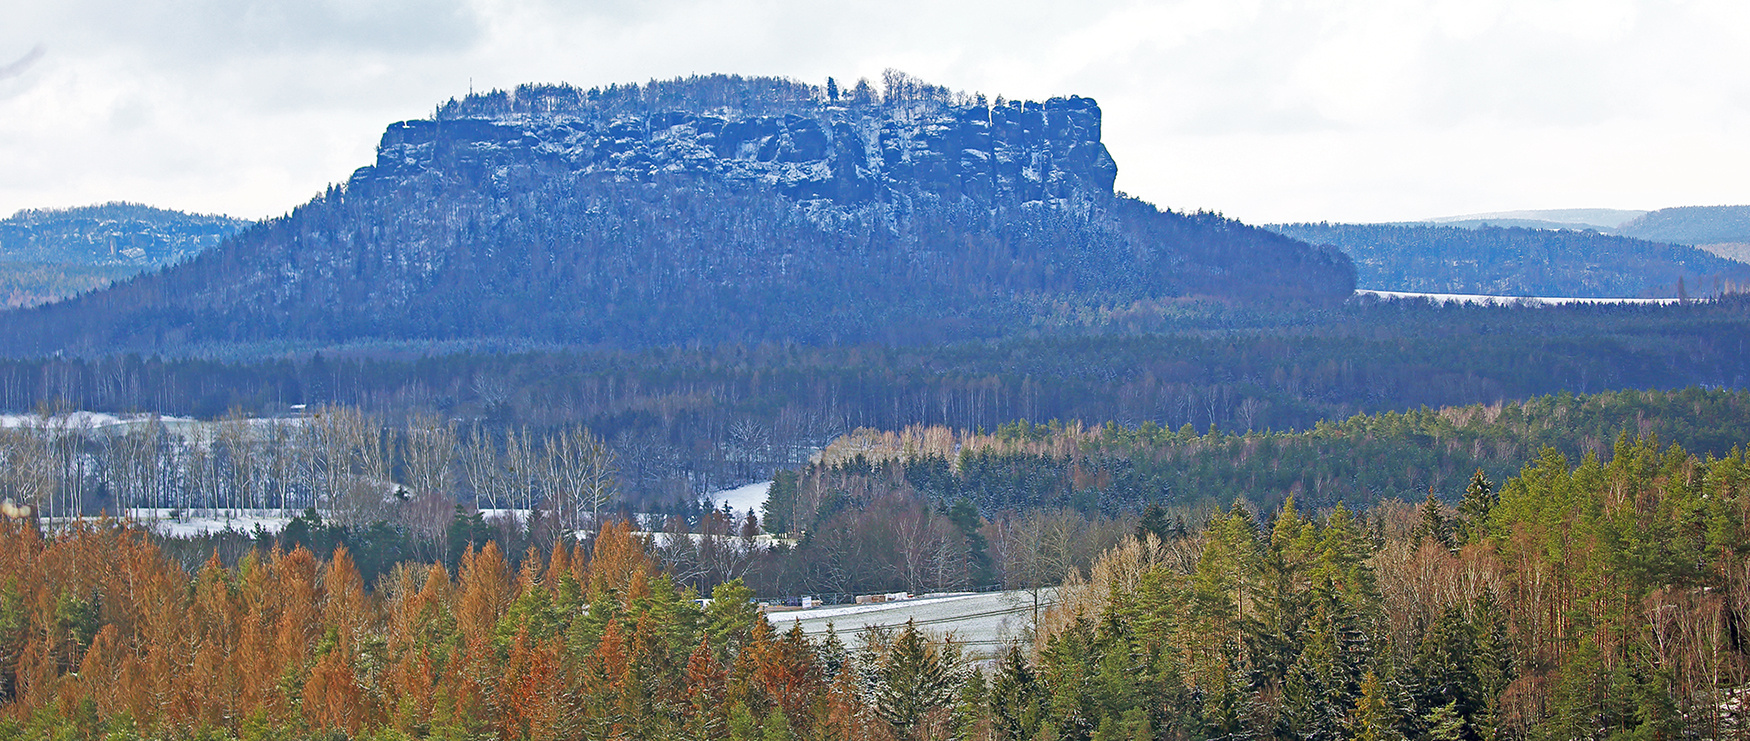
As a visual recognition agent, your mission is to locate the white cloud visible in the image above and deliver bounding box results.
[0,0,1748,223]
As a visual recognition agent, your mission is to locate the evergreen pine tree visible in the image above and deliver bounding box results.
[1468,592,1514,740]
[1137,503,1171,544]
[1412,491,1455,550]
[1409,606,1481,737]
[1091,715,1122,741]
[952,669,989,741]
[990,646,1044,741]
[1118,706,1151,741]
[871,620,962,736]
[1347,671,1406,741]
[761,708,795,741]
[1423,701,1466,741]
[1455,470,1496,544]
[727,702,759,741]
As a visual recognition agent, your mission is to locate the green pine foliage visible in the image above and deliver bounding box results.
[1000,436,1750,740]
[794,387,1750,520]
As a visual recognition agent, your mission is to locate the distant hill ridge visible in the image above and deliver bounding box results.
[1423,208,1647,231]
[1268,221,1750,298]
[1618,205,1750,246]
[0,202,248,266]
[1415,205,1750,249]
[0,202,250,308]
[0,73,1354,356]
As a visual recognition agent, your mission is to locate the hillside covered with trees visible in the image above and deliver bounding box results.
[1269,221,1748,297]
[0,203,248,308]
[1618,204,1750,246]
[5,386,1746,603]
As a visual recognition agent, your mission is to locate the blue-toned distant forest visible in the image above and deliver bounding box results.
[1270,221,1750,297]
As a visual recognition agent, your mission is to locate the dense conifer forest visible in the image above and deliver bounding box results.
[776,386,1750,526]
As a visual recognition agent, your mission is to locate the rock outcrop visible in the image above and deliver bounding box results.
[352,81,1117,206]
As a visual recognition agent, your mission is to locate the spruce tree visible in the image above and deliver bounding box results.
[1422,701,1466,741]
[1409,606,1481,737]
[1137,502,1171,544]
[871,620,962,736]
[1412,492,1454,550]
[1455,470,1496,544]
[990,646,1045,741]
[1347,672,1406,741]
[1468,592,1514,740]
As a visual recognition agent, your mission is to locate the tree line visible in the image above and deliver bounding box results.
[772,386,1750,525]
[0,405,615,547]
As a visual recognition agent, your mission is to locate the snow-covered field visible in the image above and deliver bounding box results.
[703,481,771,519]
[764,590,1050,659]
[116,509,295,538]
[1356,289,1681,306]
[0,411,132,429]
[0,412,291,443]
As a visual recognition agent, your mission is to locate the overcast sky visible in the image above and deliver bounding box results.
[3,0,1749,225]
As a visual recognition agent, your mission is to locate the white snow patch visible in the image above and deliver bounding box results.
[765,590,1051,659]
[703,481,771,519]
[122,509,296,538]
[1356,289,1681,306]
[0,411,129,429]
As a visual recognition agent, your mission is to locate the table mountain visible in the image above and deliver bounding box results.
[0,74,1353,355]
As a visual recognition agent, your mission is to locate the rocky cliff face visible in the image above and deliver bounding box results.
[352,82,1117,206]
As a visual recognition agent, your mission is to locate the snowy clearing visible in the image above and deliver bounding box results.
[118,509,295,538]
[764,590,1050,659]
[703,481,771,519]
[0,411,131,429]
[1356,289,1681,306]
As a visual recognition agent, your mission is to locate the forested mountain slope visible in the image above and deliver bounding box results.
[1269,221,1747,297]
[0,203,247,308]
[1617,204,1750,245]
[0,74,1352,355]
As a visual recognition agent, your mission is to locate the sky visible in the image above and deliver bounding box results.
[3,0,1750,225]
